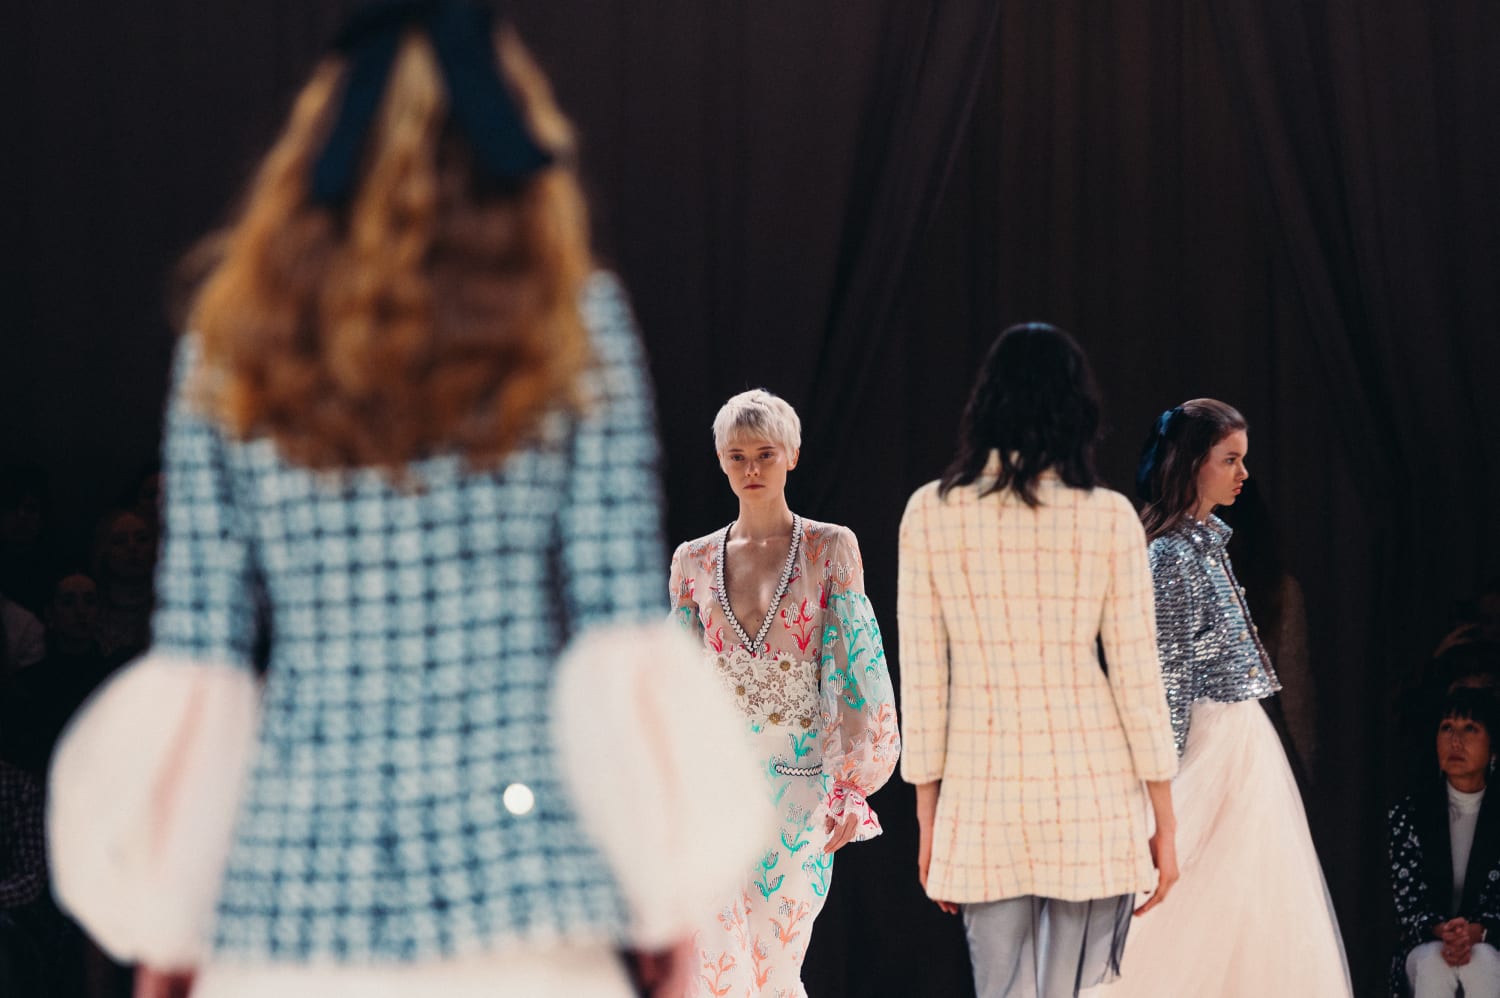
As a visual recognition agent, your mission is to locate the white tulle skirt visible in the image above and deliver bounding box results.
[1086,699,1351,998]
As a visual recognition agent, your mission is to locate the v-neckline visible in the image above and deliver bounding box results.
[715,514,803,654]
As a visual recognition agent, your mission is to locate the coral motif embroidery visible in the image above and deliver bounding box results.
[676,521,898,998]
[782,596,817,653]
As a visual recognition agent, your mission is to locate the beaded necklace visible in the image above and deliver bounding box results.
[715,514,803,654]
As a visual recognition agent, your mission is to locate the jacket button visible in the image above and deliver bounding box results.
[502,783,535,816]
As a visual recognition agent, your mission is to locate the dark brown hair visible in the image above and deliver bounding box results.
[1137,398,1248,541]
[939,323,1101,507]
[1437,686,1500,742]
[183,27,592,471]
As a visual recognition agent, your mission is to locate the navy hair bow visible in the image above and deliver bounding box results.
[310,0,553,206]
[1135,406,1182,501]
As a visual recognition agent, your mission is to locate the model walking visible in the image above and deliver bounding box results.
[668,389,900,998]
[46,4,761,996]
[1096,398,1351,996]
[899,324,1180,998]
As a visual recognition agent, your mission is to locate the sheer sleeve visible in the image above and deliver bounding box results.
[668,542,704,637]
[817,526,900,843]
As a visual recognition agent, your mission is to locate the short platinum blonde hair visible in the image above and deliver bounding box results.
[712,389,802,453]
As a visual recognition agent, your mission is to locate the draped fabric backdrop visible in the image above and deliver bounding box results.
[4,3,1497,995]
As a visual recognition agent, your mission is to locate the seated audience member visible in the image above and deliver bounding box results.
[116,462,163,536]
[0,755,50,995]
[1388,687,1500,998]
[0,463,50,614]
[1433,642,1500,693]
[2,572,122,774]
[1436,580,1500,657]
[0,595,44,679]
[90,509,156,659]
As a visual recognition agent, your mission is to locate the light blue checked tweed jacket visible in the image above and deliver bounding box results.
[150,272,664,963]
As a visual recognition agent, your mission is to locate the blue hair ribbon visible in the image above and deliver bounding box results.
[310,0,552,206]
[1135,406,1182,501]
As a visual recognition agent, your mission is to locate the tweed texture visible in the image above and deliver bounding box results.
[898,467,1177,903]
[150,272,664,963]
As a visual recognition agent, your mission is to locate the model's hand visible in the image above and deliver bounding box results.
[915,781,959,914]
[1133,822,1179,916]
[824,812,861,854]
[135,967,195,998]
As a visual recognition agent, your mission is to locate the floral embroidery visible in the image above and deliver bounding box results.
[670,520,899,998]
[712,646,818,729]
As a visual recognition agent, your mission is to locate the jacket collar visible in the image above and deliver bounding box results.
[1463,780,1500,913]
[1415,775,1500,915]
[1173,514,1232,552]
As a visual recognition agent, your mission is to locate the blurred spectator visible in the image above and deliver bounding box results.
[0,595,44,679]
[115,462,163,536]
[0,753,75,997]
[1433,642,1500,693]
[1436,578,1500,657]
[0,462,51,614]
[0,758,46,909]
[2,572,124,775]
[91,509,155,659]
[44,572,102,661]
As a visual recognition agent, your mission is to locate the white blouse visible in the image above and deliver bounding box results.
[1449,782,1485,910]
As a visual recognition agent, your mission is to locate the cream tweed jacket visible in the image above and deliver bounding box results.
[898,466,1178,903]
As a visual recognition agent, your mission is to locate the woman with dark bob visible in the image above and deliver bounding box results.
[1389,687,1500,998]
[1100,400,1350,996]
[45,3,763,996]
[898,323,1180,998]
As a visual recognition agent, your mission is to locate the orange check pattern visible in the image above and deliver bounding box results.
[897,468,1177,903]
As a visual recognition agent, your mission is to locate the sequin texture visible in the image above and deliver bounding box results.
[1149,515,1280,754]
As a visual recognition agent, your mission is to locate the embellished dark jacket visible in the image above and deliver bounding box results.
[1387,779,1500,996]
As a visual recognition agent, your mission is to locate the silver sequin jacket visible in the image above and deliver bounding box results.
[1148,515,1280,754]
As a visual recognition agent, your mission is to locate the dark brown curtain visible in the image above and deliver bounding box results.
[1200,3,1500,988]
[882,2,1499,991]
[4,2,1497,994]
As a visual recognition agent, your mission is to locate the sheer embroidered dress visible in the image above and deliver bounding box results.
[669,517,898,998]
